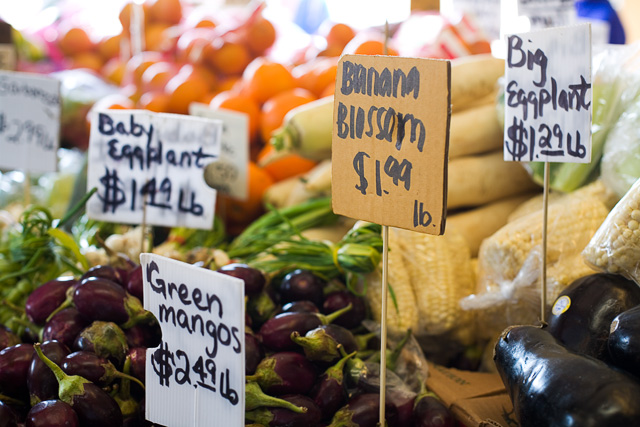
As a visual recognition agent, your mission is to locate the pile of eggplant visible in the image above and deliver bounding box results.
[0,260,456,427]
[494,273,640,427]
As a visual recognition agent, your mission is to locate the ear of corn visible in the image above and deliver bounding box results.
[583,177,640,282]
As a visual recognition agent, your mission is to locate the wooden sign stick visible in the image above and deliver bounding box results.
[140,185,149,256]
[24,172,31,207]
[378,21,391,427]
[541,161,550,323]
[130,1,145,57]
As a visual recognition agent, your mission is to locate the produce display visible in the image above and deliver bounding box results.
[2,1,640,427]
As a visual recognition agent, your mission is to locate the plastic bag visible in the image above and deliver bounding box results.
[461,186,609,338]
[583,177,640,284]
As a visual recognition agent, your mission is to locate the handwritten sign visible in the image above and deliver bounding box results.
[141,253,245,427]
[452,0,502,41]
[331,54,450,235]
[189,103,249,200]
[504,24,592,164]
[86,110,221,229]
[0,71,60,173]
[517,0,576,30]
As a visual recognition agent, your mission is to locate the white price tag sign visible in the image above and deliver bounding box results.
[0,71,60,173]
[86,110,222,229]
[189,103,249,200]
[517,0,577,29]
[140,253,245,427]
[504,23,592,164]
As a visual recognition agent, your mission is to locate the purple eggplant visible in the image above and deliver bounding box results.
[323,291,367,329]
[608,304,640,378]
[246,332,264,375]
[278,269,326,307]
[25,400,79,427]
[28,340,71,406]
[42,308,89,349]
[0,343,35,401]
[246,382,308,413]
[411,391,454,427]
[247,290,279,327]
[61,351,145,390]
[125,265,143,300]
[124,320,162,348]
[0,400,19,427]
[327,393,397,427]
[291,324,359,362]
[25,277,77,325]
[246,351,318,396]
[73,277,154,328]
[33,344,123,427]
[216,263,266,296]
[259,304,352,352]
[74,321,129,367]
[0,325,20,351]
[309,350,355,420]
[245,394,322,427]
[80,265,125,287]
[127,347,146,383]
[280,300,320,314]
[386,387,417,427]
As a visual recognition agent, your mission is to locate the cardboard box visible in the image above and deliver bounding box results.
[426,363,520,427]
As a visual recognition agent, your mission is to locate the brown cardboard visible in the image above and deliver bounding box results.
[331,54,450,235]
[426,363,518,427]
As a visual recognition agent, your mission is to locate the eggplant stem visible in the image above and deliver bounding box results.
[114,371,145,391]
[34,343,67,383]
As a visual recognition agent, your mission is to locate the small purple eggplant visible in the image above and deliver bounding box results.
[25,277,77,325]
[291,324,358,362]
[33,344,123,427]
[0,343,35,401]
[280,300,320,314]
[80,265,125,287]
[42,308,89,349]
[28,340,71,406]
[0,325,20,351]
[323,291,367,329]
[246,382,308,413]
[246,351,318,396]
[327,393,397,427]
[74,321,129,367]
[25,400,79,427]
[125,265,143,301]
[246,332,264,375]
[247,290,279,327]
[309,350,355,420]
[0,400,19,427]
[259,304,352,352]
[278,270,326,307]
[127,347,146,383]
[124,320,162,348]
[412,391,454,427]
[386,387,416,427]
[216,263,266,296]
[244,394,322,427]
[61,351,145,390]
[73,277,154,328]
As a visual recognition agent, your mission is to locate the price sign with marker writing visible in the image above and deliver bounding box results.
[86,110,222,229]
[331,54,450,235]
[140,253,245,427]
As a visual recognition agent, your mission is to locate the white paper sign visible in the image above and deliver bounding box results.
[452,0,502,41]
[0,71,60,173]
[189,103,249,200]
[140,253,245,427]
[517,0,577,30]
[504,24,592,164]
[86,110,222,229]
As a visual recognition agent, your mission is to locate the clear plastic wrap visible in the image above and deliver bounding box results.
[461,187,609,338]
[583,177,640,283]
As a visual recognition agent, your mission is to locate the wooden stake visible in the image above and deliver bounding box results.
[140,185,149,256]
[23,172,31,207]
[130,2,145,57]
[541,161,550,323]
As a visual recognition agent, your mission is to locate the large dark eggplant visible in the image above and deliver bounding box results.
[608,304,640,378]
[494,325,640,427]
[546,273,640,361]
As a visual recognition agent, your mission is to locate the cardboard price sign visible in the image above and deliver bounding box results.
[504,23,592,164]
[189,103,249,200]
[0,71,60,173]
[331,54,450,235]
[140,253,245,427]
[86,110,222,229]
